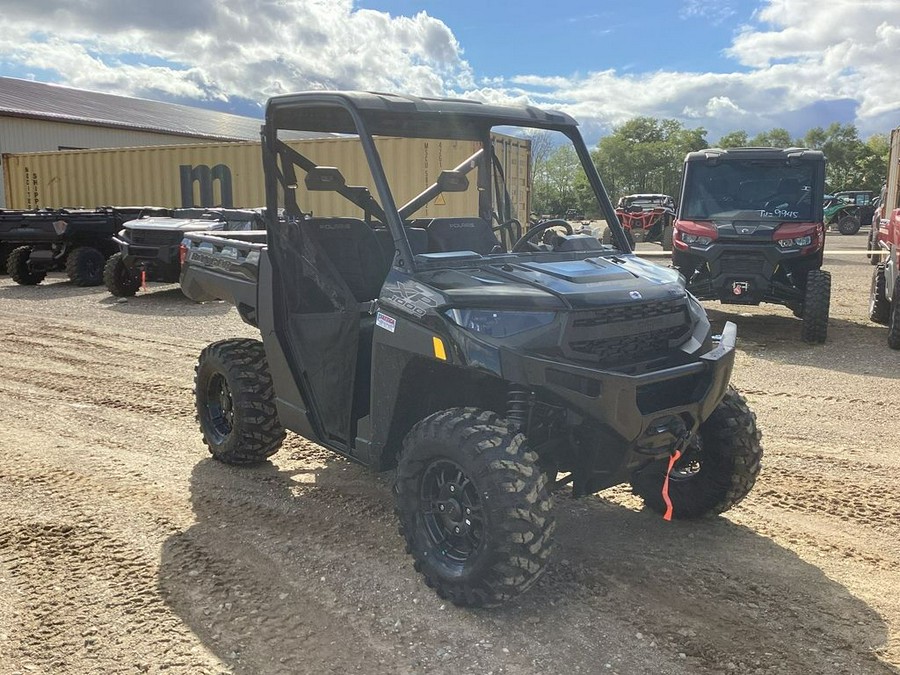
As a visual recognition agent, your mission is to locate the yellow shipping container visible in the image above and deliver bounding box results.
[2,134,530,221]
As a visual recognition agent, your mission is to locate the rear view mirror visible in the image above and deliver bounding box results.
[436,170,469,193]
[305,166,346,191]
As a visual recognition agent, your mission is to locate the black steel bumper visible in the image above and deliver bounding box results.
[500,321,737,450]
[112,235,181,281]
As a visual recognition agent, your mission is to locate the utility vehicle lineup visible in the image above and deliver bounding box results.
[1,206,169,286]
[672,147,831,344]
[605,193,676,251]
[181,91,762,607]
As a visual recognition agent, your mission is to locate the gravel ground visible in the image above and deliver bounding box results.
[0,233,897,674]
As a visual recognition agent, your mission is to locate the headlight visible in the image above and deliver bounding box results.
[681,233,714,246]
[444,309,556,338]
[777,235,813,248]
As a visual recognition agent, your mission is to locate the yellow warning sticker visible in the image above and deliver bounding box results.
[434,194,446,206]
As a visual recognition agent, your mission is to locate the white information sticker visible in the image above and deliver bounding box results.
[376,312,396,333]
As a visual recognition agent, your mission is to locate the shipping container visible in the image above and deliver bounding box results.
[886,127,900,213]
[3,134,530,222]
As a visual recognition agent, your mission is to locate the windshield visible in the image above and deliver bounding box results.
[681,160,819,221]
[270,122,618,268]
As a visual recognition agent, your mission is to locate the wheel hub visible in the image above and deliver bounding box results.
[420,459,483,563]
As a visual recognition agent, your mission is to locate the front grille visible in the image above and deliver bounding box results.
[720,253,766,275]
[563,298,692,365]
[128,229,182,246]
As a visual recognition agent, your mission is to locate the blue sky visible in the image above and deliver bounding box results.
[0,0,897,143]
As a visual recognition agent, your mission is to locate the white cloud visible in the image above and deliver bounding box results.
[0,0,897,141]
[0,0,473,103]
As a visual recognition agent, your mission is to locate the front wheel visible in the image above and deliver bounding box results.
[631,387,762,519]
[194,338,285,464]
[103,252,142,297]
[395,408,555,607]
[837,215,861,235]
[888,292,900,350]
[800,269,831,344]
[661,224,674,251]
[7,246,46,285]
[65,246,105,286]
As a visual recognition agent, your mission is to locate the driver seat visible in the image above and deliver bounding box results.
[424,217,502,255]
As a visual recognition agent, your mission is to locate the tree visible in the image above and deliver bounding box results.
[592,117,708,202]
[532,145,581,217]
[801,123,887,192]
[717,130,749,148]
[749,128,794,148]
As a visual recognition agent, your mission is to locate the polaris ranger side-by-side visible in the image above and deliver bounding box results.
[673,147,831,344]
[180,92,762,607]
[104,208,267,297]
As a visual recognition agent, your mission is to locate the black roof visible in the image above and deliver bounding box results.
[0,77,268,141]
[265,91,577,140]
[685,147,825,163]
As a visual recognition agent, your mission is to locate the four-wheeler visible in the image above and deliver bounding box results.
[868,195,900,349]
[104,207,266,297]
[180,91,762,607]
[672,147,831,344]
[1,207,168,286]
[824,190,876,235]
[603,194,676,250]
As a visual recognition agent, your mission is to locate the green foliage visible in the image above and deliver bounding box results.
[801,123,888,192]
[591,117,708,204]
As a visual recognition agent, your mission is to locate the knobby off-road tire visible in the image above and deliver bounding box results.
[103,252,142,297]
[7,246,45,285]
[395,408,555,607]
[0,244,12,275]
[65,246,105,286]
[194,338,285,465]
[800,269,831,344]
[837,215,861,235]
[868,225,881,265]
[888,291,900,350]
[601,226,613,245]
[631,387,762,519]
[869,264,890,325]
[661,223,674,251]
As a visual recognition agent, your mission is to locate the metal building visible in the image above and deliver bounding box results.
[0,77,265,208]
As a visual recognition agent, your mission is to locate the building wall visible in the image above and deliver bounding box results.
[0,116,236,208]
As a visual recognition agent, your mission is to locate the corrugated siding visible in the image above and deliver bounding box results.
[0,116,217,208]
[3,134,531,221]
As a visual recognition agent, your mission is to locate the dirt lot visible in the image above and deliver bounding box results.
[0,234,897,675]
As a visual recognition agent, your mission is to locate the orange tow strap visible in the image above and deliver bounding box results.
[662,449,683,521]
[140,269,147,291]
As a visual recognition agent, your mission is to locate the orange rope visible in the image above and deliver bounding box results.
[662,449,683,521]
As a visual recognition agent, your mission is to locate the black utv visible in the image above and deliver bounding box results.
[104,208,266,297]
[180,92,762,607]
[672,147,831,343]
[1,207,168,286]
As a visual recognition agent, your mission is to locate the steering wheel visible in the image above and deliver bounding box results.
[512,218,573,252]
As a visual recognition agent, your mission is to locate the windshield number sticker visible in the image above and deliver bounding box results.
[758,209,799,219]
[376,312,397,333]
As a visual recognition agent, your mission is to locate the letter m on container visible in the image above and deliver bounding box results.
[180,164,234,208]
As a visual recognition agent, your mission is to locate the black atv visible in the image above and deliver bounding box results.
[104,207,266,297]
[1,207,169,286]
[180,91,762,607]
[672,147,831,344]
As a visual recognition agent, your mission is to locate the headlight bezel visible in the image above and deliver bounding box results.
[444,308,557,338]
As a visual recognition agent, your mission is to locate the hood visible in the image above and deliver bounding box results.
[123,216,254,232]
[421,254,686,310]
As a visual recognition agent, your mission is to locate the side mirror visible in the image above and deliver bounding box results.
[305,166,346,191]
[436,170,469,193]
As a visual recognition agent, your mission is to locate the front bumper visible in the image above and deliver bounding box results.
[500,321,737,449]
[112,234,182,281]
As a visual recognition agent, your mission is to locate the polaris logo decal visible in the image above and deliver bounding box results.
[732,281,749,296]
[629,290,642,300]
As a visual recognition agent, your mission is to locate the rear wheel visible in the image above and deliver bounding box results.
[837,215,861,235]
[65,246,105,286]
[869,264,890,324]
[395,408,555,607]
[888,292,900,350]
[630,387,762,519]
[661,223,674,251]
[103,252,142,297]
[800,269,831,344]
[0,244,12,275]
[7,246,45,285]
[601,226,612,245]
[194,338,285,464]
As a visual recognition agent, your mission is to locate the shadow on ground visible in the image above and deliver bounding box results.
[158,455,896,674]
